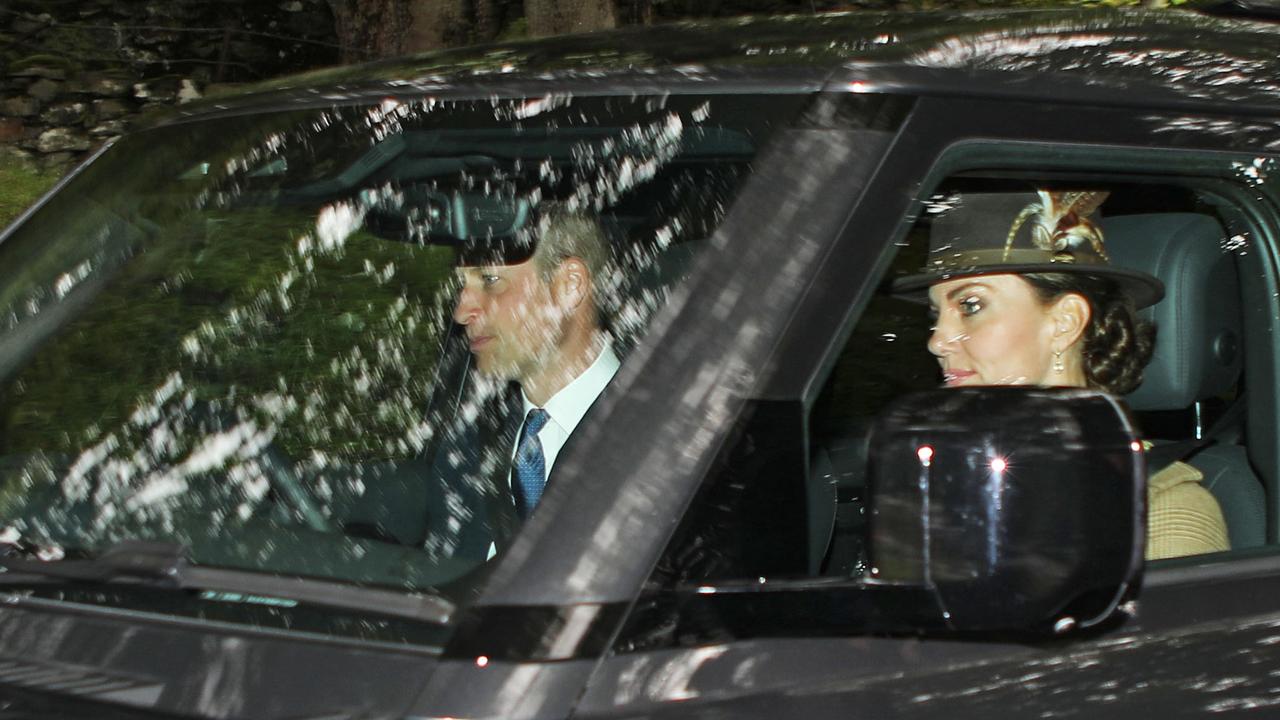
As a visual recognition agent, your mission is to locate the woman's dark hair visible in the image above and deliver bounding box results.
[1022,272,1156,395]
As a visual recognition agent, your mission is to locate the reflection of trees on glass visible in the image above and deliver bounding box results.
[0,209,456,460]
[0,93,799,591]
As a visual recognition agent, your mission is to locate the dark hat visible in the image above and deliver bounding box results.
[893,191,1165,308]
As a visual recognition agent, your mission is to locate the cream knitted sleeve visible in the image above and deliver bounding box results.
[1146,461,1230,561]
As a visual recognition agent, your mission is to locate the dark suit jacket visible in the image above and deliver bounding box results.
[424,382,525,561]
[341,329,617,565]
[341,379,523,562]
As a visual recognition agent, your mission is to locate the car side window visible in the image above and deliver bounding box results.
[0,93,808,613]
[647,166,1270,596]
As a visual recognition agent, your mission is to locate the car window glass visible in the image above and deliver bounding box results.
[648,170,1265,595]
[0,93,807,637]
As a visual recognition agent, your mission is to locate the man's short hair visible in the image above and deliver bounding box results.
[532,206,614,317]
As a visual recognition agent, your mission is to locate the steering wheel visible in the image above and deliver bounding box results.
[257,443,337,534]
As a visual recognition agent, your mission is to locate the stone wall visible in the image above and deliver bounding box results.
[1,0,339,172]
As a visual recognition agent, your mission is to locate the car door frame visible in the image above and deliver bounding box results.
[402,91,912,719]
[569,88,1280,719]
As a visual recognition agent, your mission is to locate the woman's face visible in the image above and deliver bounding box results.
[927,273,1076,387]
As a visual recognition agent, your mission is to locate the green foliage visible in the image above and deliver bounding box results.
[2,28,94,75]
[0,202,458,461]
[8,53,79,72]
[496,17,530,41]
[0,159,59,230]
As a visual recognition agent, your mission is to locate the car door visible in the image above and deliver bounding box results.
[397,88,913,720]
[569,82,1280,719]
[0,85,854,720]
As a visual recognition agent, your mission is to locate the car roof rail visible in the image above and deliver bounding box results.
[1194,0,1280,21]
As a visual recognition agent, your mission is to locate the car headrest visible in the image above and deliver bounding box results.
[1104,214,1242,411]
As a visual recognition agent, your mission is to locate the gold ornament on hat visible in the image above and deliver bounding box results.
[1004,190,1111,263]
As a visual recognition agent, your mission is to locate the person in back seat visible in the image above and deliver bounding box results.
[894,190,1228,561]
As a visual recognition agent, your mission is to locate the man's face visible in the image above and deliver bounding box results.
[452,258,563,382]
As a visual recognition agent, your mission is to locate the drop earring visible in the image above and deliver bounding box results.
[1052,350,1065,374]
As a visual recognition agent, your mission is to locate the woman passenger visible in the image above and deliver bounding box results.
[894,190,1229,561]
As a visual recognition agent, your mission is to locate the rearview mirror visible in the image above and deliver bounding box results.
[866,387,1144,634]
[366,190,532,241]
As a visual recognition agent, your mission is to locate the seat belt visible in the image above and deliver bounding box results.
[1143,438,1210,471]
[1142,395,1245,471]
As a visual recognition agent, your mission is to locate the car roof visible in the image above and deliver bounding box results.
[163,7,1280,124]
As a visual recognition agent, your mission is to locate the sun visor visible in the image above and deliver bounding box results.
[365,189,538,266]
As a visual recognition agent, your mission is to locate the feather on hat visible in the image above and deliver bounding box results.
[893,190,1164,308]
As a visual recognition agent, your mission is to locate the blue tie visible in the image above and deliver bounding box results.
[513,408,550,517]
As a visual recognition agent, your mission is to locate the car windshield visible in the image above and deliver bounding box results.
[0,92,802,610]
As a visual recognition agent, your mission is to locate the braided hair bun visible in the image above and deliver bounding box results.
[1023,272,1156,395]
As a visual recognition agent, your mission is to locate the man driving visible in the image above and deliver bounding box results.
[451,207,619,520]
[342,202,618,563]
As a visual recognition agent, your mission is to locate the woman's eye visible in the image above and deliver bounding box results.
[958,297,983,316]
[481,275,501,287]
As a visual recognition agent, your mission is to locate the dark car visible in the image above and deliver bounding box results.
[1,6,1280,718]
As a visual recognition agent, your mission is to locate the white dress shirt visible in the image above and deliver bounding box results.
[511,344,621,485]
[488,345,619,559]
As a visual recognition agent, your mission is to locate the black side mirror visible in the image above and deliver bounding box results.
[866,387,1144,634]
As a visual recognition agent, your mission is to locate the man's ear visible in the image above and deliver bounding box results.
[551,257,590,311]
[1051,292,1091,352]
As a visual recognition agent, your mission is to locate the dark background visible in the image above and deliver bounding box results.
[0,0,1166,219]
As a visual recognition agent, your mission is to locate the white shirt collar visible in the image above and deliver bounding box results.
[522,344,620,435]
